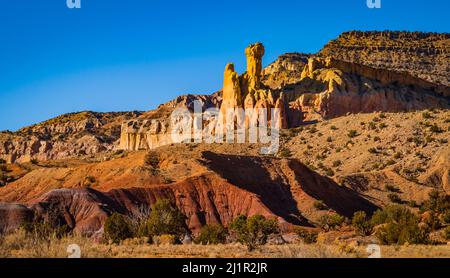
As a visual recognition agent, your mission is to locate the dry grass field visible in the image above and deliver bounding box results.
[1,230,449,258]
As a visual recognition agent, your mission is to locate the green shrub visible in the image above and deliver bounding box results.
[313,200,328,210]
[429,124,443,133]
[104,213,133,244]
[319,214,345,231]
[279,148,292,158]
[323,167,335,177]
[21,220,70,242]
[420,190,450,214]
[441,210,450,225]
[146,199,186,239]
[422,112,432,119]
[195,224,228,245]
[385,184,400,193]
[394,152,402,159]
[352,211,373,236]
[332,160,342,167]
[230,215,279,251]
[144,151,160,169]
[444,227,450,240]
[368,122,377,130]
[371,205,429,245]
[347,130,358,138]
[388,193,402,204]
[294,227,318,244]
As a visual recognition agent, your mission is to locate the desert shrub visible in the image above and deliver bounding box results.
[144,151,160,169]
[422,212,441,231]
[420,190,450,214]
[0,159,6,164]
[368,148,378,154]
[444,227,450,240]
[388,193,402,204]
[318,214,345,231]
[379,123,388,129]
[429,124,443,133]
[30,159,39,165]
[352,211,373,236]
[368,122,377,130]
[313,200,328,210]
[371,205,429,245]
[347,130,358,138]
[0,171,7,186]
[385,184,400,193]
[323,167,335,177]
[229,215,279,251]
[326,136,333,142]
[279,148,292,158]
[308,126,318,134]
[21,220,70,243]
[394,152,402,159]
[153,234,178,245]
[294,227,318,244]
[104,213,133,244]
[441,210,450,225]
[194,224,228,245]
[332,160,342,167]
[330,125,338,130]
[145,199,186,239]
[422,111,432,119]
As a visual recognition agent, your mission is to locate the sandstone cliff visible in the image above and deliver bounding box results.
[319,31,450,86]
[0,111,141,163]
[284,56,450,120]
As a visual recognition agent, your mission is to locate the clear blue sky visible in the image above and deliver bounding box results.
[0,0,449,131]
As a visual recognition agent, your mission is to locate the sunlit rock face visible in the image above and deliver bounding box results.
[119,43,289,151]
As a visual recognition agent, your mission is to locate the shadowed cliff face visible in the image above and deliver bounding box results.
[201,152,378,219]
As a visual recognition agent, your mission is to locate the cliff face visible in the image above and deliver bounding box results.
[119,43,289,152]
[283,56,449,120]
[262,53,310,89]
[119,94,221,151]
[0,112,141,163]
[319,31,450,86]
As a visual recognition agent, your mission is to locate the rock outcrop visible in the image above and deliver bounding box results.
[319,31,450,86]
[262,53,310,89]
[282,56,450,120]
[119,43,289,152]
[0,112,141,163]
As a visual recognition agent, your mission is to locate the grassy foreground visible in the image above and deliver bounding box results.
[1,230,449,258]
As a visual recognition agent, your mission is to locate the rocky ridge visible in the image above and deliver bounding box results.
[319,31,450,86]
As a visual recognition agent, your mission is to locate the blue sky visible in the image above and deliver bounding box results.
[0,0,449,131]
